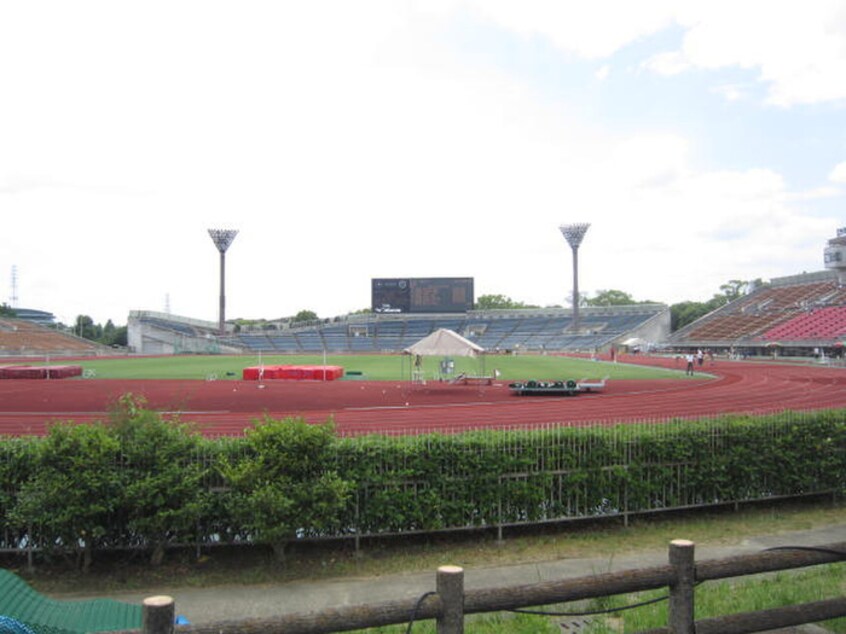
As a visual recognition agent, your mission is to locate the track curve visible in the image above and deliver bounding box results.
[1,357,845,436]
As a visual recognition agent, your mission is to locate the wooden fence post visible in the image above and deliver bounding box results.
[142,595,174,634]
[668,539,695,634]
[437,565,465,634]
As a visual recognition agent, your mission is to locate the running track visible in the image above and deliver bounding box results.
[1,357,845,436]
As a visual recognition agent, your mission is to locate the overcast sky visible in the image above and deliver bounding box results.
[2,1,845,326]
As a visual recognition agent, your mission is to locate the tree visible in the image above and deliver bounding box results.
[99,319,127,347]
[718,279,761,303]
[292,309,318,323]
[670,300,713,331]
[110,325,128,347]
[670,279,762,331]
[101,319,116,344]
[73,314,100,340]
[223,417,351,563]
[0,303,15,317]
[584,289,662,306]
[69,315,127,347]
[475,294,538,310]
[585,289,636,306]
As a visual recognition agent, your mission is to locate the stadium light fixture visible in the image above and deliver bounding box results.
[559,223,590,333]
[208,229,239,335]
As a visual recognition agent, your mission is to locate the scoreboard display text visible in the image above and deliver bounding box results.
[372,278,474,314]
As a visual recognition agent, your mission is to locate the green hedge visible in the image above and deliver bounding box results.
[1,402,844,566]
[332,412,846,532]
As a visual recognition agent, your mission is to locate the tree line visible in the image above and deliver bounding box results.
[71,315,128,347]
[472,279,760,331]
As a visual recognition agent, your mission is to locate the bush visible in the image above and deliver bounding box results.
[221,417,351,562]
[10,422,121,571]
[109,395,209,565]
[1,404,844,563]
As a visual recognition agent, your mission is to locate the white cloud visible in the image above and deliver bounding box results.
[605,134,690,190]
[830,162,846,183]
[641,51,690,76]
[0,1,842,323]
[788,186,842,201]
[710,84,749,102]
[465,0,846,107]
[462,0,676,59]
[671,1,846,106]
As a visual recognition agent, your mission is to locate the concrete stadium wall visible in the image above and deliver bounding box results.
[626,307,672,345]
[127,311,240,355]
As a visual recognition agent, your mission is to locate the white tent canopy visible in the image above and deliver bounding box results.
[404,328,485,357]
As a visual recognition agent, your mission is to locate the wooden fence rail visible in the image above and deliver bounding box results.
[129,539,846,634]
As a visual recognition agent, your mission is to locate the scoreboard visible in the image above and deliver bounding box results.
[372,278,474,314]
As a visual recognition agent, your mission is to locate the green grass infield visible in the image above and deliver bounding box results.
[57,353,694,381]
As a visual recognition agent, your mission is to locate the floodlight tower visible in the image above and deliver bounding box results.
[9,265,18,308]
[824,226,846,285]
[208,229,238,335]
[559,223,591,333]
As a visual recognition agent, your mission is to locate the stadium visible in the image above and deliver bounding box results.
[3,224,846,430]
[3,225,846,435]
[5,226,846,362]
[121,226,846,361]
[4,5,846,630]
[0,224,845,586]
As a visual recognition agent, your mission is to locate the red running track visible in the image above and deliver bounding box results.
[1,357,845,436]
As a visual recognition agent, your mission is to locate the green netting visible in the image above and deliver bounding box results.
[0,616,37,634]
[0,570,142,634]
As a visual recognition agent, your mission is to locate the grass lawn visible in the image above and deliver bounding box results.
[583,563,846,633]
[16,500,846,633]
[66,353,693,381]
[21,499,845,593]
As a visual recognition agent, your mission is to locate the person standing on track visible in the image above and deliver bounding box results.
[685,352,695,376]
